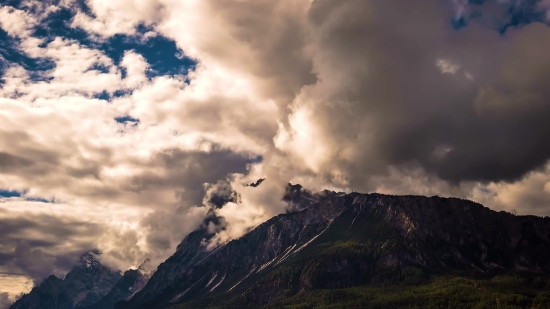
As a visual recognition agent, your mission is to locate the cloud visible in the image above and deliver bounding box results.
[13,242,58,284]
[0,1,279,291]
[205,176,287,250]
[0,202,103,282]
[276,0,550,187]
[470,163,550,217]
[3,0,550,298]
[0,5,38,38]
[0,275,31,307]
[72,0,166,37]
[0,292,11,309]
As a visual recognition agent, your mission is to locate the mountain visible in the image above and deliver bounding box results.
[13,185,550,308]
[81,267,150,309]
[10,253,150,309]
[115,185,550,309]
[11,252,121,309]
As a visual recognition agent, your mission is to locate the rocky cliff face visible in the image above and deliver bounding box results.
[116,187,550,309]
[13,185,550,309]
[11,252,122,309]
[10,253,150,309]
[81,268,150,309]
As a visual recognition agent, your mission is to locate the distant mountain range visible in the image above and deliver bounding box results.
[12,184,550,309]
[10,253,150,309]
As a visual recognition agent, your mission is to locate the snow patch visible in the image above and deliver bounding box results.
[170,288,191,303]
[169,275,207,303]
[209,273,226,293]
[274,244,296,266]
[349,205,362,230]
[228,267,257,292]
[289,221,333,258]
[257,256,278,272]
[205,271,218,288]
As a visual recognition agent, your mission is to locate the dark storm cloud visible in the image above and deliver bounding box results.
[203,179,236,209]
[0,150,58,176]
[128,147,254,205]
[0,128,107,182]
[13,242,58,284]
[133,147,257,256]
[292,0,550,186]
[0,213,101,284]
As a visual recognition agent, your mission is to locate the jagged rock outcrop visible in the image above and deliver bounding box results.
[116,187,550,309]
[14,185,550,309]
[81,267,150,309]
[116,227,214,309]
[10,252,151,309]
[11,252,122,309]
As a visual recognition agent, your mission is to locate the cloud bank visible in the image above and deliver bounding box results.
[2,0,550,298]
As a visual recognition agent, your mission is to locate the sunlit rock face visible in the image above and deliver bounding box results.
[115,185,550,309]
[10,252,150,309]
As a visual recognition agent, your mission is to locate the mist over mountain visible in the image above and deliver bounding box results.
[11,184,550,308]
[10,252,151,309]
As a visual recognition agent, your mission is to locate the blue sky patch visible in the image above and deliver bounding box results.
[452,0,550,32]
[87,62,111,74]
[1,0,24,9]
[451,11,484,30]
[25,197,52,203]
[104,29,197,79]
[0,28,56,82]
[115,115,140,125]
[250,155,263,164]
[33,7,90,46]
[94,89,134,101]
[0,189,22,198]
[74,0,96,18]
[0,188,53,202]
[477,186,492,194]
[0,3,196,85]
[499,1,548,33]
[94,91,110,101]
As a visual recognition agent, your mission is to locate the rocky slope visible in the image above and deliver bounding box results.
[13,185,550,309]
[115,186,550,309]
[81,267,150,309]
[10,252,150,309]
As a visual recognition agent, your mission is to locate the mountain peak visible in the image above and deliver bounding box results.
[11,251,122,309]
[116,190,550,309]
[12,188,550,309]
[79,251,102,269]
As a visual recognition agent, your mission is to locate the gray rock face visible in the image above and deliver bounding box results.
[81,268,150,309]
[9,252,151,309]
[13,185,550,309]
[117,187,550,309]
[112,228,214,309]
[11,252,122,309]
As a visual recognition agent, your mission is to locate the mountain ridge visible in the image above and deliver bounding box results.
[116,188,550,308]
[10,252,150,309]
[11,185,550,309]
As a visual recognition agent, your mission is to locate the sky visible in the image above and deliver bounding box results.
[1,0,550,304]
